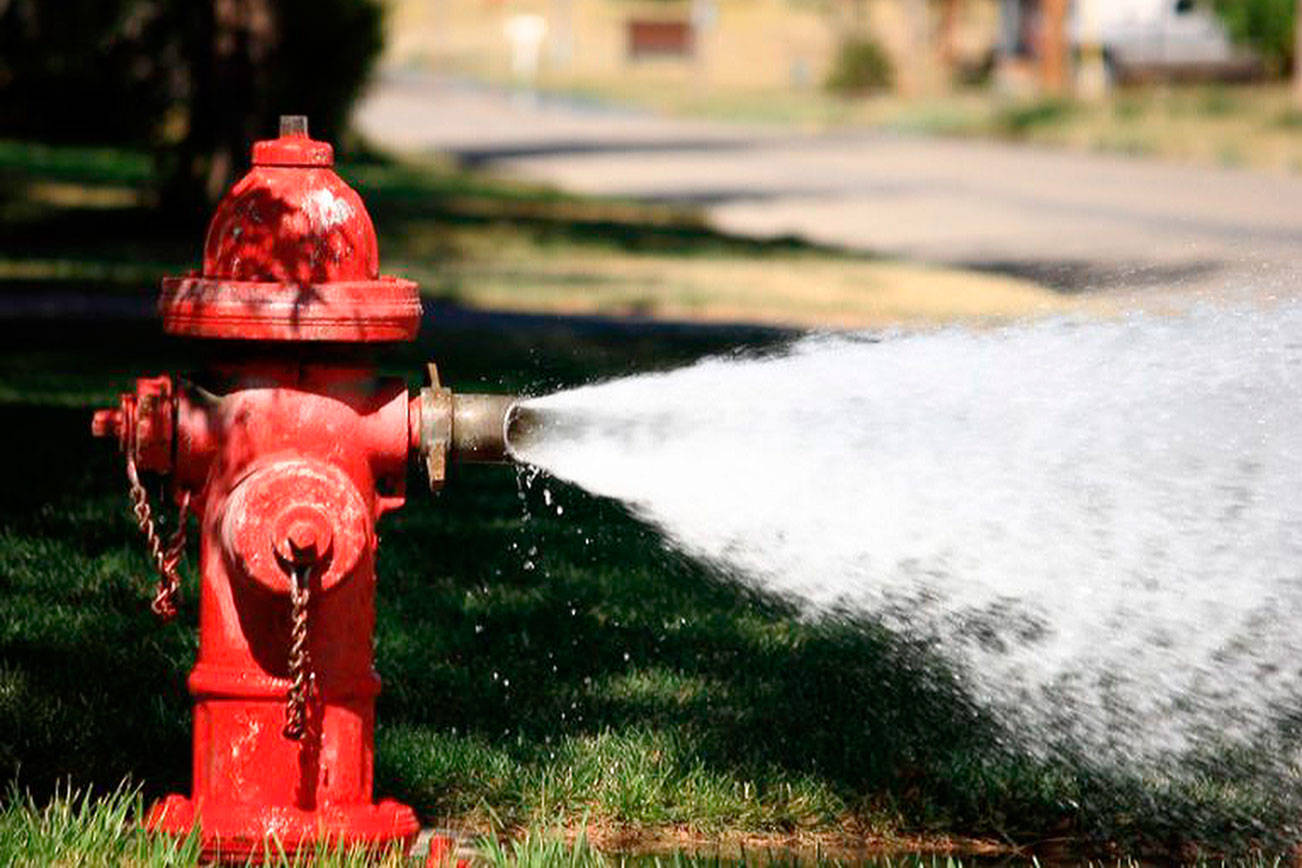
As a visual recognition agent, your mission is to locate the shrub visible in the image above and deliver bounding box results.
[993,98,1074,137]
[824,36,894,96]
[1212,0,1296,76]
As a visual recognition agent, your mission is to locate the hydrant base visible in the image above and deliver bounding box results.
[146,793,419,863]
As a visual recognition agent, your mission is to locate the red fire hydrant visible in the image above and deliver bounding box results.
[92,117,517,861]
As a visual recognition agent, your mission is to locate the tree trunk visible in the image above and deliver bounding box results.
[1039,0,1069,95]
[162,0,276,218]
[1294,0,1302,108]
[900,0,928,95]
[939,0,961,73]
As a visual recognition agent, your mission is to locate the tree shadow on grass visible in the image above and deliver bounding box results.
[0,315,798,808]
[344,158,846,261]
[0,143,837,286]
[373,465,1069,840]
[0,402,194,801]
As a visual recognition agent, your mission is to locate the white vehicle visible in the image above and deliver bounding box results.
[1071,0,1259,82]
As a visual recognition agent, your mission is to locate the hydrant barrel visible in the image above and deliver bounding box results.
[145,375,418,859]
[115,119,425,861]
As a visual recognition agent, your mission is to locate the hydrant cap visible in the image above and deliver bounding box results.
[159,116,421,342]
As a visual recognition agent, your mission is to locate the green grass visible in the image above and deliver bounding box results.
[0,139,1297,862]
[480,824,608,868]
[0,786,1293,868]
[0,783,203,867]
[990,99,1076,137]
[0,140,155,187]
[0,137,1069,331]
[0,781,421,866]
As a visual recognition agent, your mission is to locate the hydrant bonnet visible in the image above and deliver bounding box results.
[159,116,421,342]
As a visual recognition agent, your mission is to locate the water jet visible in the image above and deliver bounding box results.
[509,307,1302,777]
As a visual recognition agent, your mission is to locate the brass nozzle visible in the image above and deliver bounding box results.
[416,363,521,491]
[450,393,518,463]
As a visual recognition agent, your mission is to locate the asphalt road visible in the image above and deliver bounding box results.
[356,71,1302,301]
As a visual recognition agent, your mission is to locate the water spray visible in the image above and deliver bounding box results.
[510,308,1302,778]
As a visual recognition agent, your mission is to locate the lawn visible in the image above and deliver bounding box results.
[0,139,1068,332]
[521,78,1302,176]
[0,139,1293,864]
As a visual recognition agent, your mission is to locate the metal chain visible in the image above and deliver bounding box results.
[125,453,190,622]
[283,563,314,741]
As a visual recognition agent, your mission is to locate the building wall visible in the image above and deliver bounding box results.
[382,0,1001,94]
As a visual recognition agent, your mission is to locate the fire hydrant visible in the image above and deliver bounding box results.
[92,117,518,860]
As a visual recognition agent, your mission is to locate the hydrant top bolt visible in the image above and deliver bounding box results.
[279,115,308,138]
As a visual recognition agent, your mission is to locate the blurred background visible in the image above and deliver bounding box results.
[4,1,1302,857]
[3,0,1301,329]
